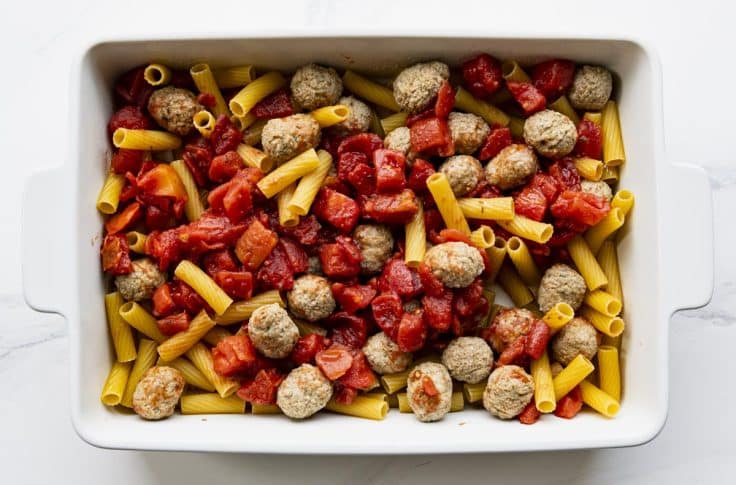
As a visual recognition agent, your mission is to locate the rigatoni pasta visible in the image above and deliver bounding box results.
[342,70,400,111]
[457,197,515,221]
[426,172,471,235]
[112,128,181,150]
[190,63,229,118]
[404,199,426,267]
[157,310,217,362]
[256,148,321,199]
[104,292,137,362]
[120,339,158,408]
[288,149,332,216]
[180,393,246,415]
[174,260,233,316]
[229,71,287,117]
[101,361,132,406]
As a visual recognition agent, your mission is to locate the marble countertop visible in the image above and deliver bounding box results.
[2,1,734,483]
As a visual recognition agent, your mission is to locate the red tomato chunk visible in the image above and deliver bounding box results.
[396,310,427,352]
[337,133,383,158]
[312,187,360,233]
[506,81,547,115]
[532,59,575,99]
[379,258,423,299]
[105,202,142,234]
[524,319,551,360]
[111,149,145,175]
[327,312,369,350]
[435,80,455,119]
[210,115,242,156]
[101,234,132,275]
[373,149,407,193]
[462,53,503,98]
[208,151,243,183]
[316,346,354,380]
[213,335,259,377]
[319,236,363,279]
[555,386,583,419]
[338,350,377,391]
[213,270,253,300]
[407,158,436,193]
[371,292,403,339]
[575,119,603,159]
[290,334,330,365]
[235,220,278,270]
[514,186,548,222]
[108,105,151,136]
[360,189,418,225]
[257,241,296,290]
[332,283,377,314]
[551,190,611,228]
[156,311,190,336]
[202,249,238,275]
[478,127,513,161]
[410,117,453,155]
[519,400,541,425]
[251,88,294,119]
[237,368,284,405]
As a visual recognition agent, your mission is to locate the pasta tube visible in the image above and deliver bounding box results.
[203,327,233,346]
[294,319,327,337]
[457,197,515,221]
[573,157,603,181]
[553,354,595,401]
[497,261,534,307]
[180,393,245,415]
[143,63,171,86]
[470,225,495,249]
[120,339,158,408]
[170,160,204,221]
[193,110,217,137]
[580,306,625,337]
[501,60,531,82]
[325,396,389,420]
[277,183,299,227]
[568,235,608,290]
[380,112,409,133]
[583,112,602,125]
[229,71,287,117]
[585,208,624,254]
[96,172,125,214]
[454,87,510,126]
[579,380,620,418]
[125,231,147,254]
[597,345,621,401]
[601,100,626,166]
[164,357,215,392]
[601,165,619,182]
[508,116,525,139]
[342,71,400,111]
[463,381,486,403]
[548,96,581,126]
[252,404,281,414]
[112,128,181,151]
[542,302,574,332]
[157,310,217,362]
[104,292,137,362]
[404,199,426,267]
[186,343,239,398]
[486,237,507,282]
[497,215,553,244]
[426,173,470,235]
[190,63,229,118]
[506,236,541,288]
[310,104,350,128]
[174,260,233,316]
[530,351,556,413]
[119,302,167,343]
[611,189,635,217]
[288,149,332,216]
[380,369,409,394]
[256,148,320,199]
[215,290,285,325]
[232,113,257,132]
[212,65,256,88]
[584,290,622,317]
[236,143,274,173]
[597,241,624,305]
[100,361,132,406]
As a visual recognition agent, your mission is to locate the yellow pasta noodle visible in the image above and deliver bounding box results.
[568,235,608,290]
[203,327,233,346]
[193,110,217,137]
[120,339,158,408]
[548,95,581,126]
[119,302,167,343]
[104,292,137,363]
[174,260,233,316]
[454,87,510,126]
[112,128,181,151]
[310,104,350,128]
[243,118,267,145]
[215,290,285,325]
[288,149,332,216]
[601,100,626,166]
[256,148,320,199]
[580,306,625,337]
[157,310,217,362]
[497,261,535,307]
[143,63,171,86]
[100,361,132,406]
[96,172,125,214]
[232,113,257,132]
[584,290,622,317]
[601,165,619,182]
[125,231,147,254]
[404,199,426,267]
[486,237,507,282]
[186,343,239,398]
[326,396,388,420]
[501,60,531,82]
[364,391,389,403]
[294,319,327,337]
[252,404,281,414]
[457,197,515,221]
[180,393,245,415]
[463,381,486,403]
[579,380,620,418]
[574,157,603,181]
[611,189,634,217]
[342,70,400,111]
[190,63,229,118]
[397,393,411,412]
[380,112,409,133]
[583,112,602,125]
[585,208,624,254]
[368,108,384,137]
[531,351,556,413]
[470,225,495,249]
[170,160,204,222]
[508,116,525,139]
[450,391,465,412]
[597,346,621,403]
[506,236,541,288]
[597,241,623,305]
[426,173,470,235]
[380,369,409,394]
[229,71,287,117]
[212,65,256,88]
[497,215,553,244]
[164,357,215,392]
[277,183,299,227]
[553,354,595,401]
[236,143,274,173]
[542,302,574,332]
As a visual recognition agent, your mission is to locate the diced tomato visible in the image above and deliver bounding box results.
[332,283,377,314]
[338,151,370,182]
[337,133,383,158]
[212,335,259,377]
[210,115,242,155]
[281,214,322,246]
[279,237,309,274]
[209,150,243,183]
[107,105,151,136]
[156,311,190,336]
[101,233,132,275]
[506,81,547,115]
[312,187,360,233]
[528,172,560,203]
[410,116,452,154]
[548,158,581,191]
[417,262,444,297]
[422,375,439,396]
[235,220,278,270]
[338,350,377,390]
[290,334,330,365]
[113,67,154,108]
[250,88,294,119]
[320,131,347,160]
[497,336,528,366]
[316,346,355,380]
[221,169,264,223]
[524,319,551,360]
[551,190,611,228]
[214,270,253,300]
[182,136,214,187]
[111,149,145,175]
[152,282,179,317]
[197,92,216,109]
[104,202,142,234]
[371,292,403,339]
[514,186,548,221]
[137,164,188,204]
[478,127,513,161]
[555,386,583,419]
[453,280,486,318]
[237,368,284,405]
[435,80,455,118]
[396,310,426,352]
[575,119,603,159]
[333,383,359,405]
[519,400,541,424]
[373,149,407,193]
[144,229,181,270]
[407,158,436,192]
[319,235,363,279]
[462,53,503,98]
[421,290,453,331]
[434,228,473,245]
[532,59,575,99]
[406,106,435,127]
[360,189,418,225]
[170,281,208,315]
[141,204,172,231]
[202,249,238,275]
[346,162,377,196]
[327,312,369,350]
[379,258,422,299]
[257,241,295,290]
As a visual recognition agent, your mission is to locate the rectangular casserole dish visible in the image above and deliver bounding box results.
[22,33,713,453]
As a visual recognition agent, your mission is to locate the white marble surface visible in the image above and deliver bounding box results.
[2,1,735,483]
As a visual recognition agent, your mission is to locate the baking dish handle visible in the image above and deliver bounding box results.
[22,166,70,315]
[661,162,714,313]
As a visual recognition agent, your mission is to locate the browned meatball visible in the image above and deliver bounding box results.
[147,86,203,136]
[523,110,578,159]
[448,112,490,155]
[487,308,536,354]
[485,144,539,190]
[537,263,587,313]
[287,275,336,322]
[424,242,484,288]
[362,332,413,374]
[383,126,416,163]
[290,64,343,111]
[261,114,321,163]
[330,96,371,136]
[248,303,300,358]
[353,224,394,275]
[277,364,333,419]
[568,65,613,111]
[483,365,534,419]
[114,258,166,301]
[393,61,450,113]
[551,317,600,366]
[132,366,185,420]
[581,180,613,201]
[406,362,453,422]
[441,337,493,384]
[439,155,484,197]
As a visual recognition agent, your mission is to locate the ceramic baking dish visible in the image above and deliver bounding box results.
[22,33,714,453]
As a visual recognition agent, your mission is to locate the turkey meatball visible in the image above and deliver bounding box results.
[287,275,336,322]
[331,96,371,136]
[406,362,453,422]
[523,109,578,158]
[290,63,343,111]
[352,224,394,275]
[114,258,166,302]
[485,144,539,190]
[261,114,321,163]
[448,112,490,155]
[383,126,416,162]
[393,61,450,113]
[147,86,203,136]
[247,303,300,358]
[581,180,613,201]
[551,317,600,366]
[439,155,484,197]
[568,65,613,111]
[276,364,333,419]
[441,337,494,384]
[537,263,587,313]
[132,366,185,420]
[487,308,536,354]
[424,241,484,288]
[362,332,413,375]
[483,365,534,419]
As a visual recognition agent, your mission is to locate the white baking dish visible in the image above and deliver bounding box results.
[22,33,714,453]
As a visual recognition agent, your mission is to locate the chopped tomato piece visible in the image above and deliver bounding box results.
[478,127,513,160]
[371,292,403,339]
[575,119,603,159]
[152,282,179,317]
[532,59,575,99]
[101,233,132,275]
[407,158,436,192]
[514,186,548,221]
[434,228,472,245]
[327,312,369,350]
[156,311,190,336]
[113,67,154,108]
[497,336,528,366]
[290,334,330,365]
[555,386,583,419]
[214,270,253,300]
[256,241,295,290]
[319,235,362,279]
[111,149,145,175]
[373,149,407,193]
[360,189,418,225]
[417,262,445,297]
[234,220,278,270]
[237,368,284,405]
[182,136,214,187]
[105,202,142,234]
[548,158,581,191]
[453,280,486,318]
[331,283,377,314]
[337,151,370,182]
[201,249,238,275]
[410,116,452,154]
[197,92,216,109]
[506,81,547,115]
[396,310,427,352]
[337,133,383,158]
[524,319,551,360]
[519,400,541,424]
[338,350,377,390]
[316,346,355,380]
[170,281,208,315]
[281,214,322,246]
[250,88,294,119]
[279,237,309,274]
[312,187,360,233]
[528,172,560,203]
[551,190,611,228]
[346,162,377,196]
[137,164,188,202]
[462,53,503,98]
[209,150,243,183]
[435,80,455,118]
[212,335,259,377]
[379,258,423,299]
[333,383,359,405]
[210,115,242,155]
[107,105,151,136]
